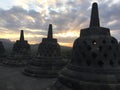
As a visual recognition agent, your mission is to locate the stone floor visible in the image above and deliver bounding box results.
[0,64,56,90]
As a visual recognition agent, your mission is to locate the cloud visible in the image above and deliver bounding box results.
[0,0,120,46]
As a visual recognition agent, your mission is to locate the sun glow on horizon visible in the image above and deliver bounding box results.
[58,42,73,47]
[0,32,75,47]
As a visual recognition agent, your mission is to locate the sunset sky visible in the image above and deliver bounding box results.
[0,0,120,47]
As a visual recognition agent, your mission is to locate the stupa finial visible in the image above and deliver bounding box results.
[47,24,53,39]
[90,2,100,27]
[20,30,24,41]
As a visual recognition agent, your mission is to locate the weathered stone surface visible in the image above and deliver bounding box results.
[24,24,66,78]
[48,2,120,90]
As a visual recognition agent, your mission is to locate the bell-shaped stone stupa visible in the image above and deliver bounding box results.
[24,24,65,78]
[13,30,30,55]
[3,30,31,66]
[48,2,120,90]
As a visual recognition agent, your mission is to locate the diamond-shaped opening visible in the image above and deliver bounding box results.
[98,60,104,67]
[92,40,97,45]
[99,46,102,51]
[102,40,106,44]
[78,45,81,50]
[87,45,91,51]
[118,61,120,65]
[111,40,115,44]
[86,60,91,66]
[108,45,112,50]
[113,53,116,58]
[92,52,97,59]
[103,53,108,58]
[82,52,86,58]
[109,60,114,66]
[83,41,87,45]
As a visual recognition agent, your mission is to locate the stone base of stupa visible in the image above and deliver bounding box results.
[46,65,120,90]
[47,80,120,90]
[2,55,31,67]
[23,57,66,78]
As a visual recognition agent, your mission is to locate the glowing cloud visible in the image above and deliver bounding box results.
[0,0,120,47]
[54,30,79,38]
[59,42,73,47]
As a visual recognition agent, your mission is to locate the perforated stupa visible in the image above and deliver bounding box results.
[48,2,120,90]
[24,24,65,78]
[3,30,31,66]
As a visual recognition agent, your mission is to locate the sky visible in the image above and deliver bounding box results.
[0,0,120,47]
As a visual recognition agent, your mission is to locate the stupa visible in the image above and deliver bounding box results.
[12,30,30,56]
[48,2,120,90]
[3,30,31,66]
[24,24,66,78]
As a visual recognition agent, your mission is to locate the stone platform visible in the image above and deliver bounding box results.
[0,65,56,90]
